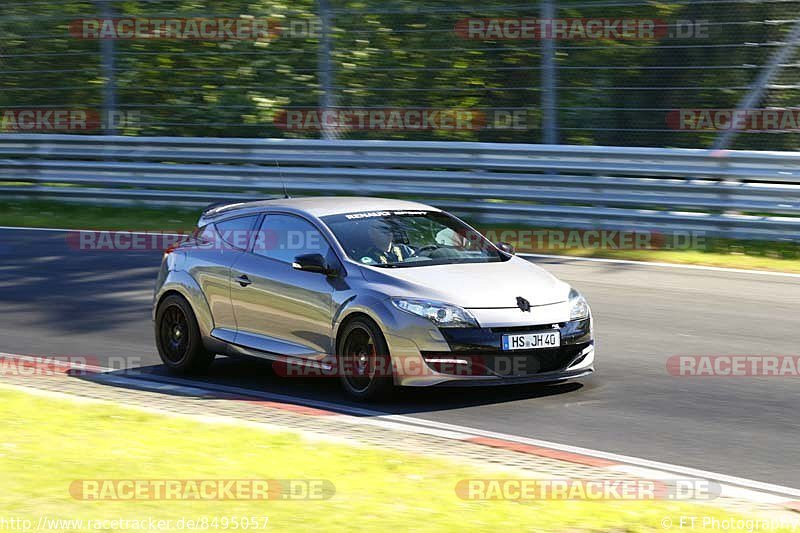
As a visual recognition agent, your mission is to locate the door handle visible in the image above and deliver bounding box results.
[236,275,252,287]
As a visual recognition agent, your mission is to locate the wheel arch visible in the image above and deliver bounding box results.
[154,272,215,339]
[155,289,186,312]
[335,311,384,354]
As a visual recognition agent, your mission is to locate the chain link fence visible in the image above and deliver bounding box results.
[1,0,799,149]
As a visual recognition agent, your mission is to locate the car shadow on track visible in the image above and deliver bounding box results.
[71,355,588,416]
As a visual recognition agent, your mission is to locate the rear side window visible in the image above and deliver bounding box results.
[193,224,216,245]
[214,215,258,250]
[254,214,331,264]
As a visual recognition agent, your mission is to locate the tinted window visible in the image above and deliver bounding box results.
[321,210,505,268]
[214,215,258,250]
[255,214,331,264]
[193,224,216,245]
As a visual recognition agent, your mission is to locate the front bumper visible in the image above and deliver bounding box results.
[433,364,594,387]
[389,316,594,387]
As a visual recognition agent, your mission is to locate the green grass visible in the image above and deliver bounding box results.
[0,387,792,532]
[529,247,800,273]
[0,199,198,231]
[473,224,800,273]
[1,199,799,273]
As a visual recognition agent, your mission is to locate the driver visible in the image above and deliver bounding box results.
[360,224,415,265]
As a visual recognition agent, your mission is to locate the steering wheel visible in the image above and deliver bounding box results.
[416,244,440,255]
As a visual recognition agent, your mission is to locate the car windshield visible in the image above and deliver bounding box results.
[321,210,506,268]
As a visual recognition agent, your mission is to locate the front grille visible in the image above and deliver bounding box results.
[422,342,589,377]
[490,324,561,334]
[433,319,592,378]
[479,344,586,376]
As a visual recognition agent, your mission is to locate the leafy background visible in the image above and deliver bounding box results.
[1,0,799,148]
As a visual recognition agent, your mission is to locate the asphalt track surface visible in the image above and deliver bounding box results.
[1,228,798,487]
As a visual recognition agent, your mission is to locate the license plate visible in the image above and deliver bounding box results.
[502,331,561,351]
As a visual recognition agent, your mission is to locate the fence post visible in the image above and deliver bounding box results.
[541,0,558,145]
[98,0,118,135]
[713,19,800,151]
[318,0,336,140]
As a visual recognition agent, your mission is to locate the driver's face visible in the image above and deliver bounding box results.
[367,224,392,251]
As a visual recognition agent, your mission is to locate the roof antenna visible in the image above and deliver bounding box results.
[275,160,290,199]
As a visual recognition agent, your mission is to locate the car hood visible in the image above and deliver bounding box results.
[359,256,569,309]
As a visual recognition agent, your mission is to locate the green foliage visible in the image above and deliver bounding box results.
[1,0,799,148]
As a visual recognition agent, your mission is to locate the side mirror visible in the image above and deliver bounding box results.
[496,242,516,255]
[293,253,335,276]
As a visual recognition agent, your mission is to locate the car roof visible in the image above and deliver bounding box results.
[201,196,440,225]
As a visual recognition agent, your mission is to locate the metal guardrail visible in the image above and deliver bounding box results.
[1,134,800,241]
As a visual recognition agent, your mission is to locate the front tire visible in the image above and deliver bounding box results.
[337,318,393,401]
[155,294,215,374]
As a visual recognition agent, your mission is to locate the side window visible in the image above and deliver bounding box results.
[254,214,331,264]
[214,215,258,250]
[193,224,217,245]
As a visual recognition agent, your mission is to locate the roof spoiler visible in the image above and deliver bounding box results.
[198,198,279,226]
[201,201,240,217]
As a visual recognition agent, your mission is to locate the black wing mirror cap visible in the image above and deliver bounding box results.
[496,242,516,255]
[293,253,336,276]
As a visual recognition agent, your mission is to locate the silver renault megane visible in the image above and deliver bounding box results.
[153,197,594,400]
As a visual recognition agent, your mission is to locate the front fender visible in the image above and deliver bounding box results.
[333,294,395,337]
[333,294,450,353]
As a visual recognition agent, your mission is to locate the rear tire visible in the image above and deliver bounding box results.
[155,294,215,375]
[337,318,393,401]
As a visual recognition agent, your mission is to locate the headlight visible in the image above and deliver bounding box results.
[390,298,479,328]
[569,289,590,320]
